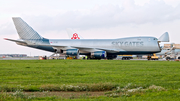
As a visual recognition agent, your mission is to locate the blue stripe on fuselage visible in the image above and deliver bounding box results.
[107,51,161,55]
[79,51,160,56]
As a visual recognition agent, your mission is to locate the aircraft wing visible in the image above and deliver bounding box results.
[72,46,124,53]
[35,43,124,53]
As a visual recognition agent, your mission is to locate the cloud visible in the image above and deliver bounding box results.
[1,0,180,36]
[0,21,15,35]
[13,0,179,33]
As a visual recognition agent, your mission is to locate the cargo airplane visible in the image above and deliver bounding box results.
[4,17,169,59]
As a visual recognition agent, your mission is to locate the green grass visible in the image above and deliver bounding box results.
[0,60,180,88]
[0,60,180,100]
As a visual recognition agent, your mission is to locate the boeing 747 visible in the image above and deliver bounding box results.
[4,17,169,59]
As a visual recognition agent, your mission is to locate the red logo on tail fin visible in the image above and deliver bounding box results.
[71,33,80,39]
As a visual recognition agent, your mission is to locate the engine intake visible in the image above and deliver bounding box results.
[91,51,107,59]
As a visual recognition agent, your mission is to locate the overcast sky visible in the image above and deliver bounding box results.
[1,0,180,56]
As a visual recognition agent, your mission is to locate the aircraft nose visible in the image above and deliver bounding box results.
[157,44,161,52]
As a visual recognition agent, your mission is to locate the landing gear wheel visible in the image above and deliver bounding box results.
[147,55,151,60]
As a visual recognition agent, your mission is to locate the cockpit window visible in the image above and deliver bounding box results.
[154,38,158,40]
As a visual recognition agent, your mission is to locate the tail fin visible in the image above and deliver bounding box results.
[158,32,169,42]
[66,28,83,39]
[12,17,43,40]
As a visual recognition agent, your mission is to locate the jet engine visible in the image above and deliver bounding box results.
[54,49,79,56]
[91,51,107,59]
[64,49,79,56]
[54,49,63,53]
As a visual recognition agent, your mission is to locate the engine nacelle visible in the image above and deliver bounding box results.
[54,49,63,53]
[64,49,79,56]
[91,51,107,59]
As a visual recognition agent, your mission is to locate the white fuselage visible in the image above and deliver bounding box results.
[48,36,161,54]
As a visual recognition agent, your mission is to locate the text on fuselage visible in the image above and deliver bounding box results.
[112,41,143,46]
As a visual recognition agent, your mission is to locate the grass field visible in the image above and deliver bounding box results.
[0,60,180,100]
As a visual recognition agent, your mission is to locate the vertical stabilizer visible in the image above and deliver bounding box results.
[66,28,83,39]
[12,17,43,40]
[158,32,169,42]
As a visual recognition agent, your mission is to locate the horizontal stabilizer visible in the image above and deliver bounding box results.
[4,38,26,43]
[158,32,169,42]
[4,38,28,46]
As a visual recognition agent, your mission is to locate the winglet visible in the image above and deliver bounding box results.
[158,32,169,42]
